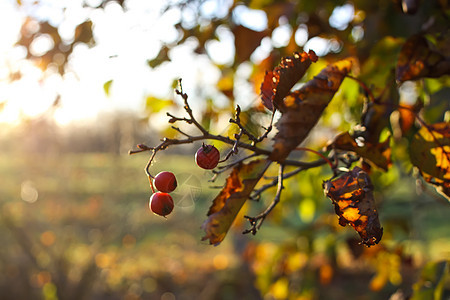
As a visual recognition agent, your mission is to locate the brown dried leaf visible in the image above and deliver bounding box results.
[260,50,318,111]
[324,167,383,246]
[330,132,392,171]
[233,25,268,65]
[202,159,271,245]
[396,35,450,82]
[269,57,354,162]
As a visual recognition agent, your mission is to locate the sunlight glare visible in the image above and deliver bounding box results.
[205,25,235,65]
[233,5,267,31]
[295,25,308,46]
[272,21,293,48]
[329,3,355,30]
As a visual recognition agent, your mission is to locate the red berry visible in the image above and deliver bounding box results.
[153,171,177,193]
[195,144,220,169]
[149,192,174,217]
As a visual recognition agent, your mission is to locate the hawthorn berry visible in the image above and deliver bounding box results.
[195,144,220,170]
[153,171,177,193]
[149,192,174,217]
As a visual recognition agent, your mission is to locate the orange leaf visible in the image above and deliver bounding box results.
[323,167,383,246]
[260,50,318,111]
[330,132,392,171]
[202,159,271,245]
[269,57,354,162]
[398,104,417,135]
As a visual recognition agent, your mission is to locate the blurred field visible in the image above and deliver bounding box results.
[0,152,262,300]
[0,151,449,300]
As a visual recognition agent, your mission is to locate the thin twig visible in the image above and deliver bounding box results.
[171,125,191,137]
[243,164,285,235]
[210,153,259,182]
[130,79,273,176]
[250,166,305,201]
[229,105,276,146]
[253,108,276,145]
[174,79,209,136]
[229,105,260,143]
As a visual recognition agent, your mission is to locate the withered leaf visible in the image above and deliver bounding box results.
[396,35,450,82]
[233,25,268,65]
[202,159,271,245]
[323,167,383,246]
[260,50,318,111]
[269,57,354,162]
[330,132,392,171]
[410,122,450,200]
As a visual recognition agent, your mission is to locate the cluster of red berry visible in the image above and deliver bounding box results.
[149,144,220,217]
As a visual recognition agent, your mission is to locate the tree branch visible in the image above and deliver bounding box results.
[243,164,285,235]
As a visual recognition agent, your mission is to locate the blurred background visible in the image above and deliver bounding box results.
[0,0,449,299]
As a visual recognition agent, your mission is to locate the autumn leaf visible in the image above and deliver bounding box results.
[323,167,383,246]
[396,34,450,82]
[410,122,450,200]
[260,50,318,111]
[329,132,392,171]
[269,57,354,162]
[233,25,268,65]
[202,159,271,245]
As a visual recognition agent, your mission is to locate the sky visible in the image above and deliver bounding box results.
[0,0,354,126]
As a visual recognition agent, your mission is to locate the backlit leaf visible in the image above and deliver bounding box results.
[323,167,383,246]
[410,122,450,180]
[410,122,450,200]
[269,57,353,162]
[260,50,318,111]
[202,159,271,245]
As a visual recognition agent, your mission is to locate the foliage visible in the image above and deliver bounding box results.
[9,0,450,299]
